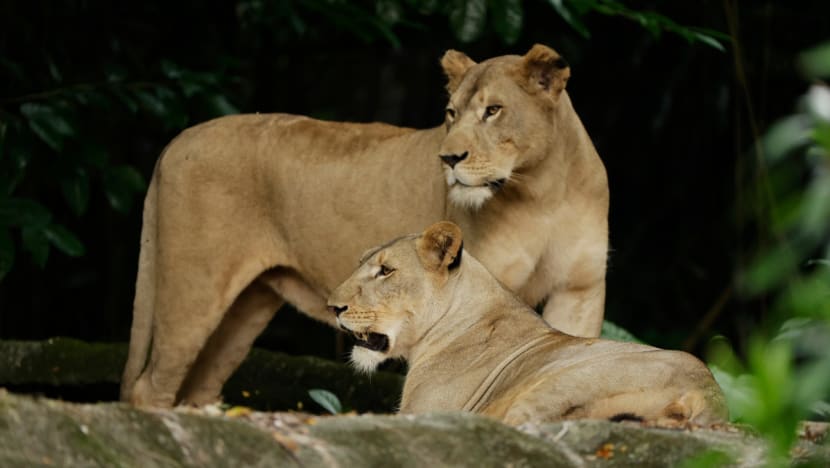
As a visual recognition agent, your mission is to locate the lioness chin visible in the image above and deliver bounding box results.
[122,44,609,408]
[328,221,728,426]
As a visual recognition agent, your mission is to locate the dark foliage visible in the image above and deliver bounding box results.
[0,1,828,362]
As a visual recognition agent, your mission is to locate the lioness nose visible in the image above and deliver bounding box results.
[328,305,348,317]
[439,151,468,168]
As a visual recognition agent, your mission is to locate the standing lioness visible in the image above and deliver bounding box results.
[122,44,609,407]
[328,222,727,426]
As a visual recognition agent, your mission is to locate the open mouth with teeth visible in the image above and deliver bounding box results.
[342,327,390,352]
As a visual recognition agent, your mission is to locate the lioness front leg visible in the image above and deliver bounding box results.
[542,278,605,338]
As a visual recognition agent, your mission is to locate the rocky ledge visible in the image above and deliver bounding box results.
[1,390,828,467]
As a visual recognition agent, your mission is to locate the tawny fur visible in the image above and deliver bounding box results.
[329,222,728,426]
[122,44,609,407]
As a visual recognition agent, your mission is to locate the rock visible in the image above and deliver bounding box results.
[0,338,125,386]
[0,338,403,413]
[1,390,828,467]
[0,389,294,467]
[2,340,828,466]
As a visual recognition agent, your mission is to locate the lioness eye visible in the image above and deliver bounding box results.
[484,105,502,120]
[376,264,394,278]
[445,108,456,120]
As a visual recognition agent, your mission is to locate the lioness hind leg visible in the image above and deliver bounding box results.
[659,390,726,426]
[177,279,283,405]
[542,278,605,338]
[129,254,271,407]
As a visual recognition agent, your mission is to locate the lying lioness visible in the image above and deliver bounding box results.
[122,44,609,407]
[328,222,728,426]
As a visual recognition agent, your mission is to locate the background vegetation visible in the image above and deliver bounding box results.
[1,0,829,457]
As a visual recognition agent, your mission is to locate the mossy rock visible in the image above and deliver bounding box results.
[2,390,829,467]
[0,338,403,413]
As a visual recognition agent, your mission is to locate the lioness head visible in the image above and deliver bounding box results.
[327,221,464,373]
[439,44,571,210]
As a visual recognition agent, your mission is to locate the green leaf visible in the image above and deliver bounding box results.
[153,87,188,129]
[600,320,643,343]
[206,94,239,117]
[707,365,755,422]
[0,228,13,281]
[308,389,343,415]
[103,165,147,213]
[47,57,63,83]
[799,170,830,238]
[0,198,52,228]
[60,168,91,216]
[73,90,112,109]
[799,41,830,80]
[21,226,49,268]
[179,80,204,98]
[376,0,403,25]
[113,88,139,114]
[636,11,663,37]
[812,400,830,419]
[490,0,523,45]
[568,1,727,50]
[814,124,830,150]
[104,63,128,82]
[366,16,402,50]
[741,245,799,296]
[407,0,440,14]
[161,60,183,80]
[19,103,76,151]
[692,32,726,53]
[566,0,598,16]
[136,89,167,118]
[679,449,734,468]
[775,270,830,319]
[449,0,488,43]
[763,115,811,164]
[793,354,830,405]
[43,223,85,257]
[547,0,590,38]
[705,335,745,375]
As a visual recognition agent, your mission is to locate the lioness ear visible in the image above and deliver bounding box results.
[441,50,476,94]
[520,44,570,100]
[416,221,464,272]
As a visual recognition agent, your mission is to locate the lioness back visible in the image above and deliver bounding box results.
[157,112,447,294]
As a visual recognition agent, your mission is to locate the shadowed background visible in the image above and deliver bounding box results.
[1,1,828,368]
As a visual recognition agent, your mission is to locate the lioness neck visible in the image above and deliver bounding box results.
[400,257,557,413]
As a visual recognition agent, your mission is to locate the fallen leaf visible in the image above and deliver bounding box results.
[224,406,252,418]
[595,442,615,459]
[273,433,299,452]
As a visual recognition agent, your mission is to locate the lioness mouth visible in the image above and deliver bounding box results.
[354,332,390,352]
[456,178,507,192]
[487,178,507,191]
